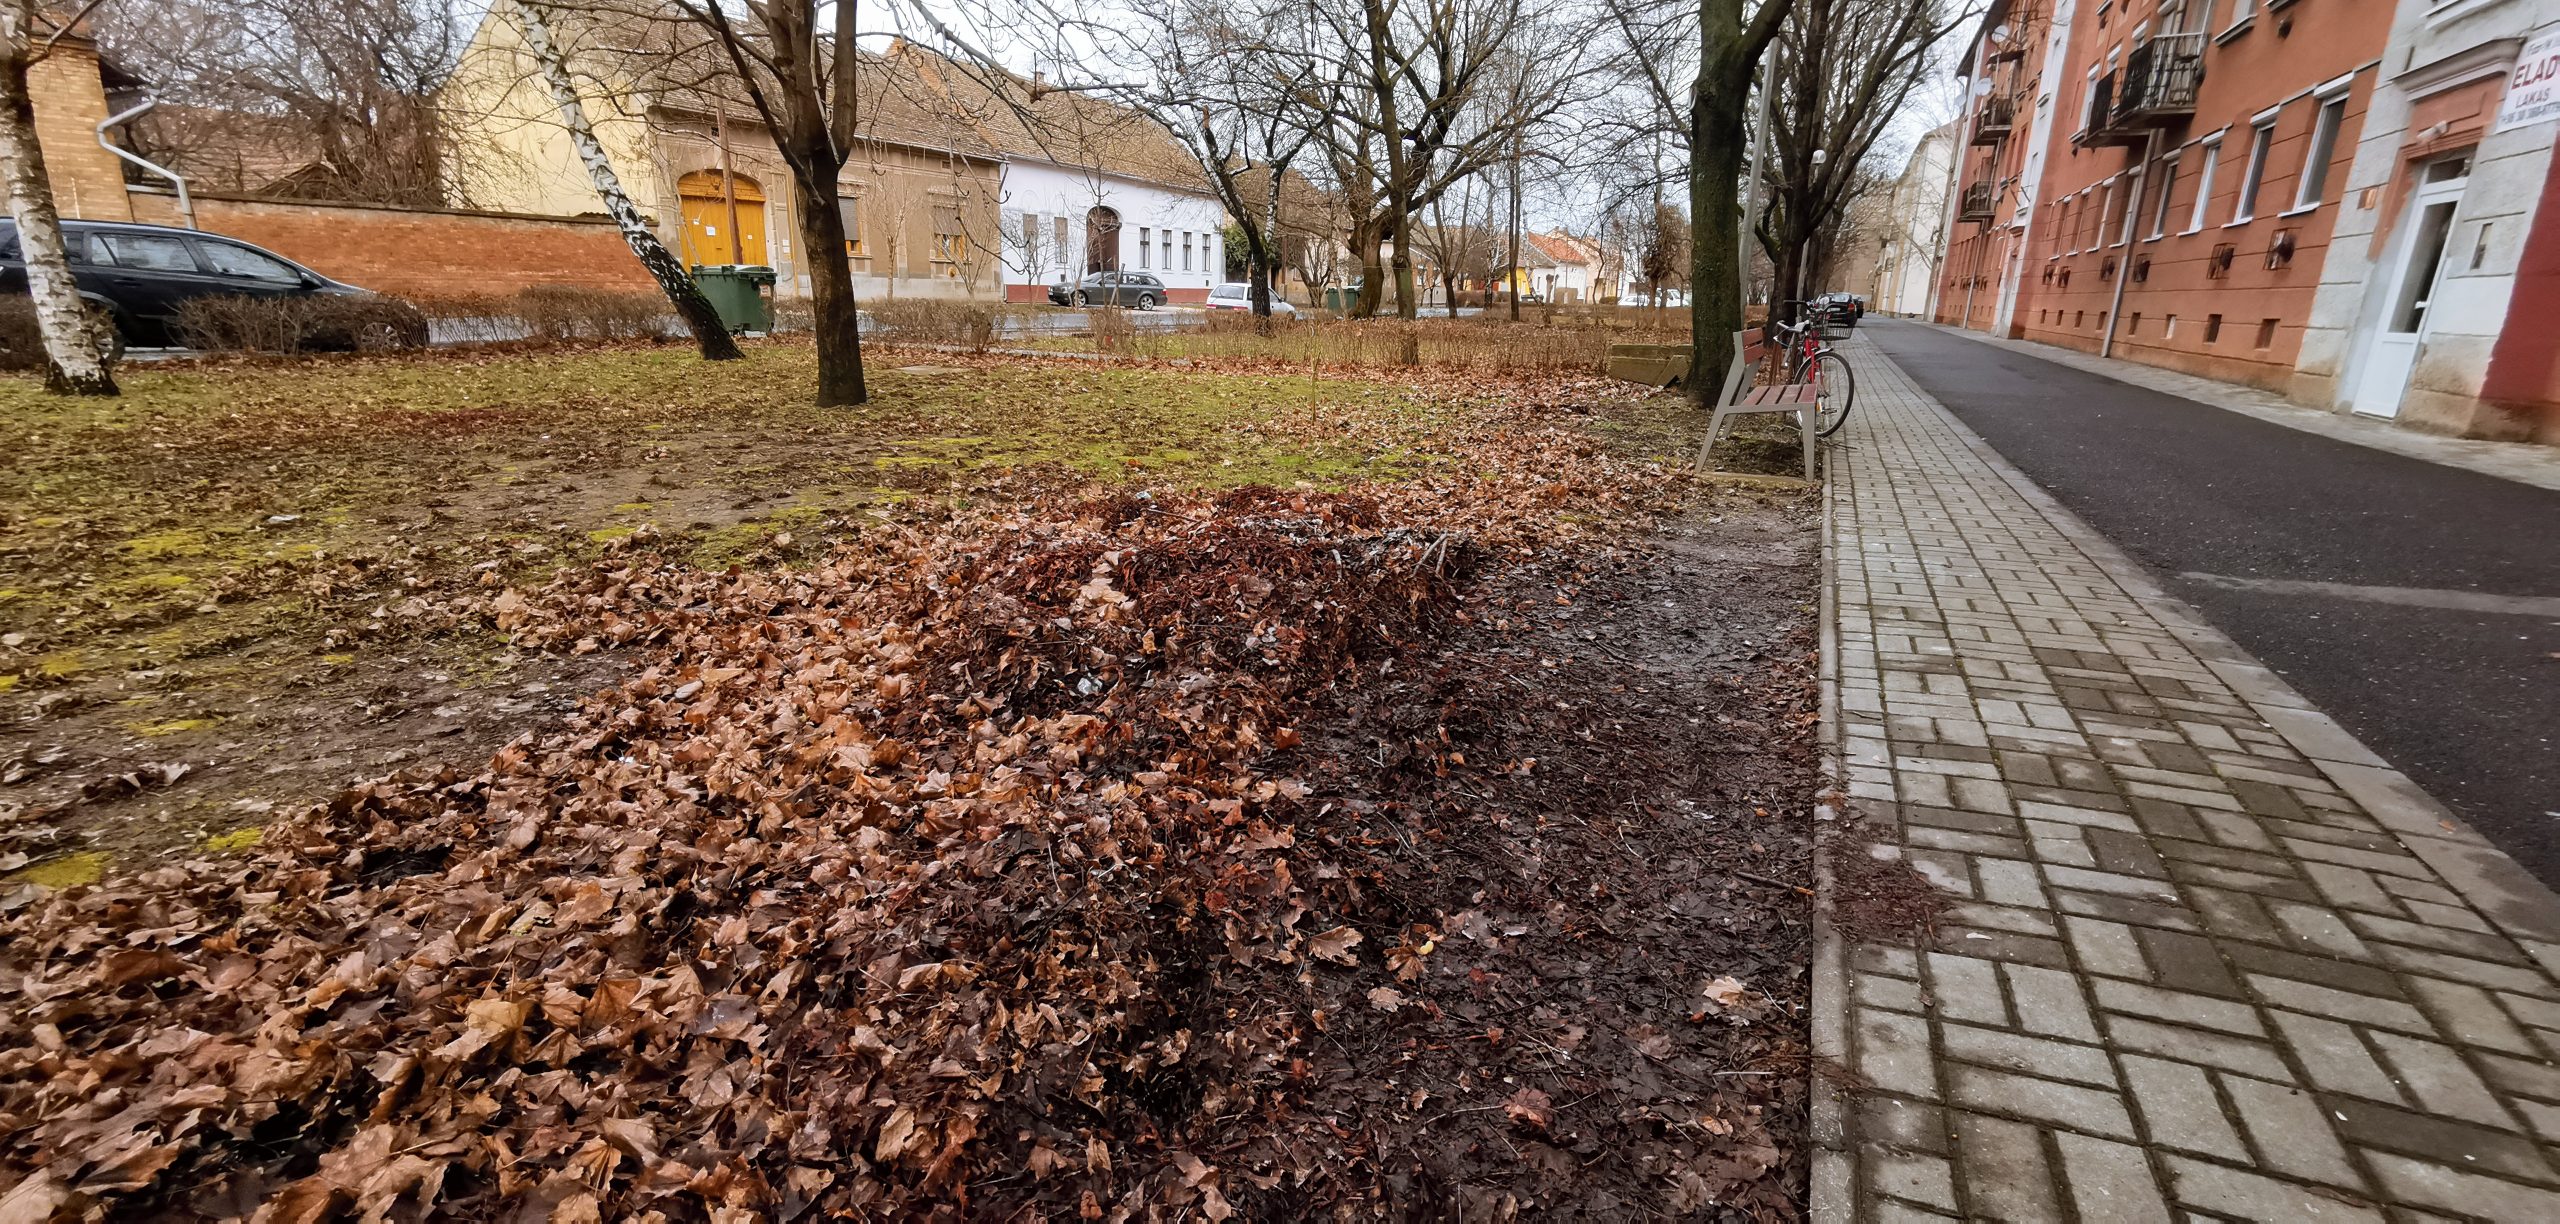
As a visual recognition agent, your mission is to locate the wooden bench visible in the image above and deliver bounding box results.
[1694,329,1818,481]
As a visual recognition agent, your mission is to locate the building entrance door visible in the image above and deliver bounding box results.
[2352,165,2467,419]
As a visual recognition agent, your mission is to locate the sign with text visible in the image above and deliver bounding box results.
[2497,31,2560,134]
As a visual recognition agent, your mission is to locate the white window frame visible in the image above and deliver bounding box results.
[2187,134,2222,234]
[2230,111,2278,226]
[2149,154,2178,240]
[1138,226,1152,269]
[2289,77,2355,214]
[2217,0,2258,39]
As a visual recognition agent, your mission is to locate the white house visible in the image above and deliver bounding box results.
[897,44,1229,304]
[1526,232,1595,303]
[996,160,1227,304]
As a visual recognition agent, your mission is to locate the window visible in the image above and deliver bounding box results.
[2255,317,2278,349]
[1182,232,1193,271]
[839,196,865,256]
[2187,137,2221,233]
[2082,66,2103,134]
[2293,90,2350,211]
[2165,313,2177,337]
[201,240,301,282]
[2097,179,2119,246]
[2204,312,2223,343]
[1053,215,1069,260]
[1161,232,1171,269]
[1022,212,1040,260]
[2217,0,2257,34]
[931,202,965,275]
[96,232,198,272]
[2149,156,2178,239]
[1138,226,1151,269]
[2232,114,2276,224]
[2129,311,2142,334]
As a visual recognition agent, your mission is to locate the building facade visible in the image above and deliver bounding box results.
[2296,0,2560,440]
[1834,121,1955,316]
[1934,0,2560,442]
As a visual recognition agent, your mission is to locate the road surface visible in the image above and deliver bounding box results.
[1861,318,2560,883]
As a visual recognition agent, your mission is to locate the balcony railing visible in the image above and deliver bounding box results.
[1970,94,2017,146]
[1958,181,1997,223]
[2074,34,2207,148]
[2115,32,2205,123]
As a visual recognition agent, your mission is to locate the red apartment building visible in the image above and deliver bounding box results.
[1935,0,2560,442]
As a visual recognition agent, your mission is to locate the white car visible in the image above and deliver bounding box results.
[1205,282,1297,316]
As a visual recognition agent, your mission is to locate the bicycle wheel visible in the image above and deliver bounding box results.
[1812,350,1855,436]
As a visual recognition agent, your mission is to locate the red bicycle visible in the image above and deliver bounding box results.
[1769,300,1856,436]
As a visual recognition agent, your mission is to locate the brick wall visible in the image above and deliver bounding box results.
[27,44,130,222]
[126,190,656,300]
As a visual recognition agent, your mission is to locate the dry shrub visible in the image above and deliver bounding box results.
[1156,316,1682,375]
[769,295,815,334]
[410,293,523,344]
[0,296,120,371]
[513,286,675,342]
[175,294,431,354]
[864,297,999,350]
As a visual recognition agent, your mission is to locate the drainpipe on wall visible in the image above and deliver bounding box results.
[2101,131,2159,359]
[97,100,193,230]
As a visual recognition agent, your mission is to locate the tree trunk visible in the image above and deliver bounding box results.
[1689,67,1748,405]
[1351,215,1385,317]
[1389,209,1416,320]
[1506,157,1523,324]
[517,3,739,361]
[792,172,865,406]
[0,11,114,396]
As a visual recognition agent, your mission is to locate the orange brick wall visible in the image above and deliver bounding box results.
[26,44,131,222]
[125,190,655,299]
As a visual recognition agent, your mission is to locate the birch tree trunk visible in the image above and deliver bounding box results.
[0,2,114,396]
[516,3,740,360]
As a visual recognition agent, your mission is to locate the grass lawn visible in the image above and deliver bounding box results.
[0,337,1798,871]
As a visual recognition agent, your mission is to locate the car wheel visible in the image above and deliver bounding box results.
[1136,294,1156,310]
[1074,291,1089,307]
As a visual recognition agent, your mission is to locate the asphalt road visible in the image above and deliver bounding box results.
[1861,319,2560,883]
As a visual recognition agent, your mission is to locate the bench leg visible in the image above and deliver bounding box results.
[1695,406,1729,473]
[1798,407,1816,482]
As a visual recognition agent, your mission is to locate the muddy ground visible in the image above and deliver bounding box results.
[1268,490,1821,1217]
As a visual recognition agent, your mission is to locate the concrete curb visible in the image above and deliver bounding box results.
[1807,435,1853,1221]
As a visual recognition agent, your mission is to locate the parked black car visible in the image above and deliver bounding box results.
[0,218,414,348]
[1048,270,1167,310]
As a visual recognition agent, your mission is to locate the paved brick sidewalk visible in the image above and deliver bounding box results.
[1810,335,2560,1222]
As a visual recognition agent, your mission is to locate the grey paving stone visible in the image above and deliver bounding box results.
[2161,1155,2386,1222]
[2218,1073,2367,1188]
[1948,1065,2137,1140]
[2266,1009,2405,1104]
[2120,1055,2248,1161]
[1818,342,2560,1224]
[2052,1131,2173,1224]
[1952,1111,2067,1223]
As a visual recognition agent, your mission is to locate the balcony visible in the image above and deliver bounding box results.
[1958,181,1997,224]
[2115,32,2205,123]
[1970,94,2017,146]
[2073,33,2206,147]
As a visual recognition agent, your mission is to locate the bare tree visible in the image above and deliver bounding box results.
[665,0,867,405]
[513,2,741,361]
[1689,0,1798,404]
[1758,0,1967,325]
[97,0,464,206]
[0,0,116,395]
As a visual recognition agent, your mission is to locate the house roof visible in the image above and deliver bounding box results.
[885,41,1210,194]
[1524,232,1590,267]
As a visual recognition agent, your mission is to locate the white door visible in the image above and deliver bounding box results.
[2352,169,2467,418]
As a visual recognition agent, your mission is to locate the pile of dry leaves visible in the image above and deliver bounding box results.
[0,394,1814,1221]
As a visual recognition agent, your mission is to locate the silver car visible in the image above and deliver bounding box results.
[1205,282,1296,316]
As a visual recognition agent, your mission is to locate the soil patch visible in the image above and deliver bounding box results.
[1250,491,1822,1216]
